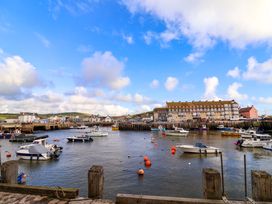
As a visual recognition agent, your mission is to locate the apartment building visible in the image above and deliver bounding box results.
[153,100,239,122]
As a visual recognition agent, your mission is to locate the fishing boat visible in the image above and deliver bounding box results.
[221,128,244,137]
[112,124,119,131]
[16,139,62,160]
[67,135,93,142]
[236,133,272,148]
[176,143,221,154]
[165,128,189,136]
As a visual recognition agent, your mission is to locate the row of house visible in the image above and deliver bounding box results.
[153,100,258,122]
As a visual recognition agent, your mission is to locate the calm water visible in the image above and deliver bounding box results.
[1,128,272,200]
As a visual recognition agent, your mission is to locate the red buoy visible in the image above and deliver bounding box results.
[143,156,149,162]
[145,160,152,166]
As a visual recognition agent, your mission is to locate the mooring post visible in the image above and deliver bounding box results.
[251,170,272,201]
[220,152,225,196]
[244,154,247,199]
[88,165,104,199]
[1,160,18,184]
[202,168,222,199]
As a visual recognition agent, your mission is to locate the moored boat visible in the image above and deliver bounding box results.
[88,131,108,137]
[236,133,272,148]
[16,139,62,160]
[263,142,272,151]
[112,124,119,131]
[176,143,221,154]
[165,128,189,136]
[67,135,93,142]
[217,124,233,131]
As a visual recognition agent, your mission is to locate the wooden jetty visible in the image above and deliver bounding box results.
[1,161,272,203]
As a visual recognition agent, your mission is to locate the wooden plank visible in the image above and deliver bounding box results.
[0,183,79,199]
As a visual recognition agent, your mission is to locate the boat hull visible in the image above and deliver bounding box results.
[176,145,221,154]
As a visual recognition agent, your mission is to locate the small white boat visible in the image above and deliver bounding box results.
[16,139,62,160]
[176,143,221,154]
[263,142,272,151]
[165,128,189,136]
[88,131,108,137]
[67,135,93,142]
[236,133,272,148]
[88,126,108,137]
[76,125,88,129]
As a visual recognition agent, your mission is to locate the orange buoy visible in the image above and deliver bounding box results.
[145,160,152,166]
[6,152,11,157]
[137,168,144,175]
[143,156,149,162]
[171,149,176,155]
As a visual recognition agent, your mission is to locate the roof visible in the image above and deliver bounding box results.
[166,100,237,107]
[239,106,254,113]
[153,107,168,111]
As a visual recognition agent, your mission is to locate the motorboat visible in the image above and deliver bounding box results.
[88,126,108,137]
[240,129,257,139]
[16,139,62,160]
[88,131,108,137]
[67,135,93,142]
[236,133,272,148]
[217,124,233,131]
[165,128,189,136]
[263,142,272,151]
[176,143,221,154]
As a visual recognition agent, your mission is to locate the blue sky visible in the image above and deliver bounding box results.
[0,0,272,115]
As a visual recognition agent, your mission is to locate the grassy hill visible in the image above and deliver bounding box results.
[0,112,90,120]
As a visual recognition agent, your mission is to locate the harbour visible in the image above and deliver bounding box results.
[1,128,272,201]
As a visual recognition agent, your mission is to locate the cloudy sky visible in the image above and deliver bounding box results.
[1,0,272,115]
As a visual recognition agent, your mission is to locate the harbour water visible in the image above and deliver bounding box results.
[1,128,272,200]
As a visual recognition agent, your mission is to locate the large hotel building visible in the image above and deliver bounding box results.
[154,100,239,122]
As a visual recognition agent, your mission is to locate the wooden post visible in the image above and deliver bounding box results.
[88,165,104,199]
[202,168,222,199]
[252,170,272,201]
[1,160,18,184]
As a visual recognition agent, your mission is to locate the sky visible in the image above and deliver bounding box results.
[0,0,272,116]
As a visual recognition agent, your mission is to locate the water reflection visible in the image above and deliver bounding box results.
[0,129,271,200]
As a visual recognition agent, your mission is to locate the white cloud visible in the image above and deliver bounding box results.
[0,55,41,96]
[143,29,179,47]
[122,34,134,44]
[184,51,204,63]
[164,77,178,91]
[123,0,272,49]
[82,51,130,90]
[258,97,272,104]
[35,32,51,48]
[143,31,154,45]
[203,76,219,99]
[227,82,248,100]
[243,56,272,83]
[150,79,159,88]
[227,66,241,78]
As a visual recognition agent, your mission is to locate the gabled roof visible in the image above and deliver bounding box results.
[239,106,254,113]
